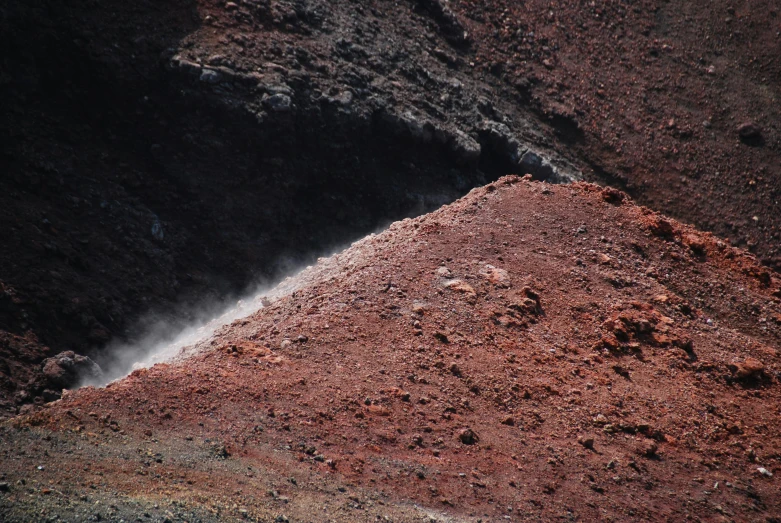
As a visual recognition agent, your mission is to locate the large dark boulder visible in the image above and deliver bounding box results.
[42,351,103,389]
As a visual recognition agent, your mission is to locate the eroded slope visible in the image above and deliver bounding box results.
[3,0,781,417]
[2,178,781,522]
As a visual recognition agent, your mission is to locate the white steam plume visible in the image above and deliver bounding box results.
[78,231,383,388]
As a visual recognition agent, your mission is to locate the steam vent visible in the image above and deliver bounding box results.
[2,0,781,521]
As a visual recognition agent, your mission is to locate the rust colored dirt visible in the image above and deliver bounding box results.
[2,0,781,415]
[3,178,781,521]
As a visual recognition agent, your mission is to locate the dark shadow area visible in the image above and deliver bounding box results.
[0,0,559,409]
[0,0,203,407]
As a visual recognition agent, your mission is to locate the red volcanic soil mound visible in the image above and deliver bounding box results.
[3,177,781,521]
[3,0,781,418]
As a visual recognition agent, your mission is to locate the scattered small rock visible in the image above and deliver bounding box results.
[212,443,230,459]
[366,405,390,416]
[731,358,764,380]
[457,428,478,445]
[264,93,292,112]
[436,266,453,278]
[612,365,631,379]
[578,436,595,450]
[480,265,510,288]
[444,279,476,295]
[199,68,222,84]
[683,233,706,254]
[646,215,675,237]
[737,122,762,144]
[637,440,658,458]
[601,187,627,205]
[151,220,164,241]
[434,331,450,344]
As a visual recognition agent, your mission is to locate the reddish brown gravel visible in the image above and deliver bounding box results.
[3,178,780,521]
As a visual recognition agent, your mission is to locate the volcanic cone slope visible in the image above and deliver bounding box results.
[3,177,781,522]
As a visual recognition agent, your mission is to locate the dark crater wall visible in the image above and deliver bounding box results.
[0,0,575,414]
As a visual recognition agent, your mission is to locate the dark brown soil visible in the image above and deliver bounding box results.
[459,0,781,263]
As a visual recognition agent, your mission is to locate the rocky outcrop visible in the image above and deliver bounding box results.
[42,351,103,389]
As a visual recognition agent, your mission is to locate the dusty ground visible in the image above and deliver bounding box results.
[2,0,780,412]
[2,0,781,520]
[3,178,781,521]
